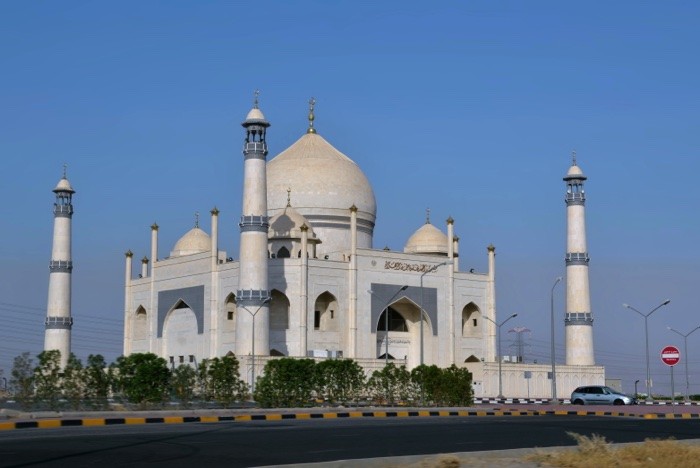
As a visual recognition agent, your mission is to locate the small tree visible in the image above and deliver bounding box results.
[115,353,170,406]
[410,364,442,406]
[255,358,316,408]
[84,354,112,409]
[171,364,197,407]
[62,354,85,410]
[315,359,365,405]
[34,350,62,410]
[366,362,412,405]
[206,355,248,407]
[10,352,34,409]
[437,365,473,406]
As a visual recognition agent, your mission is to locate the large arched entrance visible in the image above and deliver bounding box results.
[163,300,201,368]
[375,298,432,367]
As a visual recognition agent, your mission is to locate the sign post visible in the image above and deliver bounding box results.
[661,345,681,404]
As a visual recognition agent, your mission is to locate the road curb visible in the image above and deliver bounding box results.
[1,408,698,431]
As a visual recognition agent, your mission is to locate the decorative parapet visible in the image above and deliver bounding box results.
[565,192,585,205]
[236,289,271,307]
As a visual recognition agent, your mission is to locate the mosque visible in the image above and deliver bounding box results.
[46,94,605,398]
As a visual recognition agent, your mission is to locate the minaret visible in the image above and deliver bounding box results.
[564,152,594,365]
[44,166,75,367]
[235,91,272,358]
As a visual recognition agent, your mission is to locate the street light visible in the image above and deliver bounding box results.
[484,313,518,399]
[241,297,271,395]
[368,285,409,364]
[623,299,671,401]
[419,260,452,365]
[667,325,700,401]
[550,276,562,404]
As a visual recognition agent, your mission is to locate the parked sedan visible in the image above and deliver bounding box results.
[570,385,636,405]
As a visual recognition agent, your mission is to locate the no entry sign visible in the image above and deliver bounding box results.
[661,345,681,366]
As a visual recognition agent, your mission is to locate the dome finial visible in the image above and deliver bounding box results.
[62,163,68,179]
[307,97,316,134]
[426,207,431,224]
[286,187,292,207]
[571,150,577,166]
[253,89,260,109]
[195,211,200,228]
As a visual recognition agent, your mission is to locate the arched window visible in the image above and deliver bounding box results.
[464,355,481,363]
[277,246,290,258]
[313,291,339,332]
[133,305,148,340]
[224,293,236,331]
[270,348,286,357]
[376,307,408,332]
[462,302,481,337]
[270,289,290,330]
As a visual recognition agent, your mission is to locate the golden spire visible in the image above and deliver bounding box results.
[307,97,316,134]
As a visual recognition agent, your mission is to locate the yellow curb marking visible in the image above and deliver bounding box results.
[82,419,106,426]
[37,420,61,428]
[374,412,387,418]
[348,412,363,418]
[164,417,184,424]
[296,413,311,419]
[323,413,337,419]
[0,422,16,431]
[235,415,251,421]
[266,414,282,421]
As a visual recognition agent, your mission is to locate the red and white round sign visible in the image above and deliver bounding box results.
[661,345,681,366]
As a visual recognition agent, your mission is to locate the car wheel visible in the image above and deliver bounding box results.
[613,399,624,406]
[573,399,584,405]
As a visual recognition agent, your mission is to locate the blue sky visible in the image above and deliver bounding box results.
[1,1,698,396]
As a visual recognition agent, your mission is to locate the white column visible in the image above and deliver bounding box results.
[141,257,149,278]
[210,207,220,358]
[149,223,158,354]
[486,244,497,362]
[447,217,455,364]
[348,205,358,358]
[123,250,133,355]
[300,224,309,356]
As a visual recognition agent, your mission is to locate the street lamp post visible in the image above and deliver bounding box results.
[550,276,562,403]
[368,285,408,365]
[419,260,452,366]
[668,325,700,401]
[242,297,271,396]
[484,313,518,399]
[623,299,671,401]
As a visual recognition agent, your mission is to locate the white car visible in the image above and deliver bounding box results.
[570,385,636,405]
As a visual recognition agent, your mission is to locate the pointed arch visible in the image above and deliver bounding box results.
[224,292,237,332]
[376,307,408,332]
[270,289,290,330]
[464,355,480,363]
[163,301,198,363]
[133,305,148,340]
[270,348,286,357]
[377,353,396,360]
[314,291,339,332]
[277,246,290,258]
[462,302,481,337]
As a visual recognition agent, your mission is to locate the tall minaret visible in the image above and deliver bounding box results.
[564,152,594,365]
[44,166,75,367]
[235,91,271,358]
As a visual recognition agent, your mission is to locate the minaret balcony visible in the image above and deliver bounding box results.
[565,193,585,205]
[49,260,73,272]
[243,141,267,155]
[239,215,270,232]
[53,204,74,216]
[565,253,589,265]
[45,316,73,329]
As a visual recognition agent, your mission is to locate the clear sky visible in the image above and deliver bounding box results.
[1,1,698,396]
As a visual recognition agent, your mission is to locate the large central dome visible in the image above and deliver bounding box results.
[267,132,376,258]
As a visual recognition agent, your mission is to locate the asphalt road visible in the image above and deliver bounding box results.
[1,416,699,467]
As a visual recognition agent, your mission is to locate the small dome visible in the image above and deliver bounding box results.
[171,227,211,257]
[567,164,584,176]
[404,222,449,255]
[245,107,266,122]
[53,177,75,193]
[269,206,318,241]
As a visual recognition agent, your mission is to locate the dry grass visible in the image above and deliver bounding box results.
[528,432,700,467]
